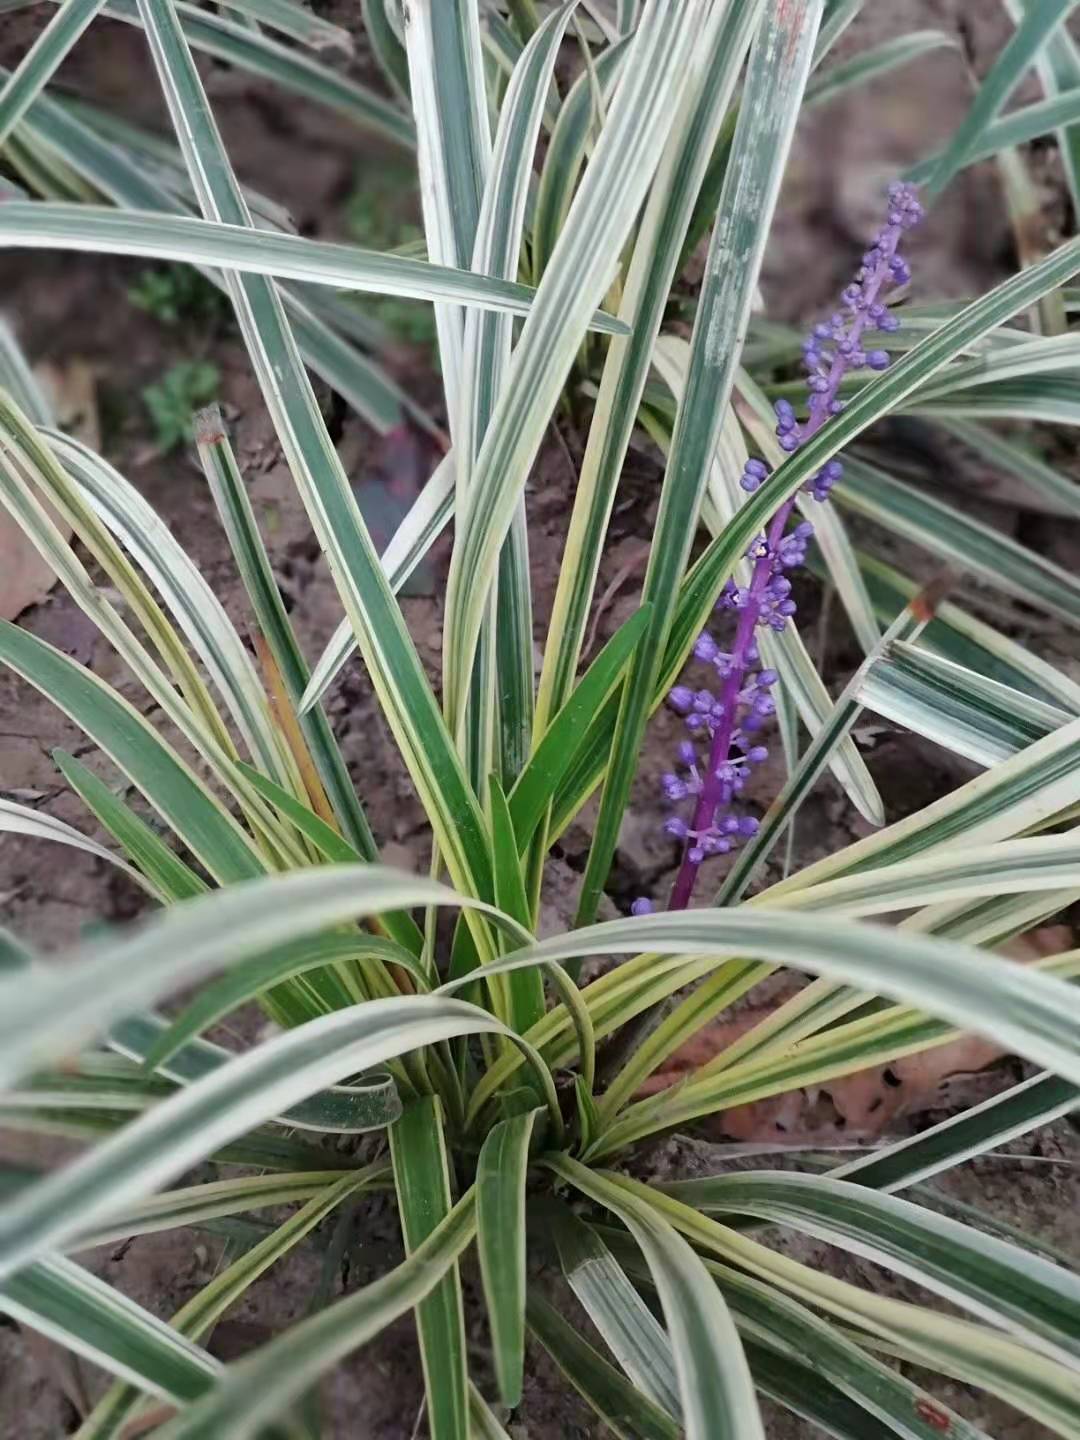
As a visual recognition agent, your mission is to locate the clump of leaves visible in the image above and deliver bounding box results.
[128,263,231,329]
[5,2,1080,1439]
[141,359,219,450]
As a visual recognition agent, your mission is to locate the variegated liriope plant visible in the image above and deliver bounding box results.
[5,0,1080,1436]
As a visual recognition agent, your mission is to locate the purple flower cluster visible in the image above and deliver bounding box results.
[632,183,923,918]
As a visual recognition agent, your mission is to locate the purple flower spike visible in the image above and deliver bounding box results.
[656,182,922,915]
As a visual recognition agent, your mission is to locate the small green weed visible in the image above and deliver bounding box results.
[142,360,220,450]
[127,264,230,329]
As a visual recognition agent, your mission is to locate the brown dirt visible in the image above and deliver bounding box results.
[3,2,1080,1436]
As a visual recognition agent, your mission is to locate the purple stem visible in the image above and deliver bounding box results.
[666,216,908,912]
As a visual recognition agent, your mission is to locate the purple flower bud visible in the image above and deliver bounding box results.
[631,897,654,916]
[688,846,705,865]
[693,689,714,713]
[662,773,687,801]
[747,745,769,763]
[677,740,697,766]
[757,669,778,687]
[694,632,718,663]
[777,433,800,453]
[737,815,760,837]
[867,349,890,370]
[664,817,689,840]
[668,685,693,714]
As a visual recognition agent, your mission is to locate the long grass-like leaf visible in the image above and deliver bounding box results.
[0,202,626,325]
[0,619,265,885]
[925,0,1079,195]
[476,1109,538,1408]
[0,0,107,148]
[53,749,208,902]
[830,1070,1080,1194]
[663,1170,1080,1367]
[548,1156,763,1440]
[391,1097,469,1440]
[0,795,154,893]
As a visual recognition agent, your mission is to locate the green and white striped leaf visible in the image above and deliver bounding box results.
[476,1109,538,1408]
[547,1202,680,1416]
[924,0,1079,195]
[402,0,490,433]
[529,34,629,284]
[69,1167,383,1249]
[606,1223,996,1440]
[53,749,208,902]
[533,0,758,766]
[639,1178,1080,1439]
[74,1170,372,1438]
[362,0,409,100]
[0,1256,220,1401]
[0,0,108,148]
[1009,0,1080,219]
[831,1070,1080,1194]
[0,618,266,887]
[907,89,1080,187]
[766,713,1080,899]
[933,415,1080,520]
[548,1156,763,1440]
[766,833,1080,919]
[391,1097,469,1440]
[576,0,822,924]
[49,426,296,789]
[459,1,576,785]
[525,1289,680,1440]
[0,864,508,1087]
[0,317,52,424]
[0,795,153,893]
[662,1170,1080,1367]
[0,202,626,326]
[202,0,353,49]
[849,548,1080,713]
[856,640,1068,767]
[107,1011,402,1135]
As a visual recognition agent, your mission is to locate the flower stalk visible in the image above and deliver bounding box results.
[634,182,924,915]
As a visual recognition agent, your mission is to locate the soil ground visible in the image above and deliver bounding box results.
[3,2,1080,1436]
